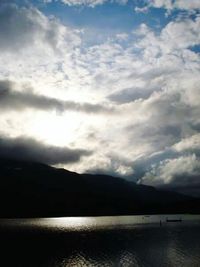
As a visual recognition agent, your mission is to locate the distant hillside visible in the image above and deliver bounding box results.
[0,157,199,218]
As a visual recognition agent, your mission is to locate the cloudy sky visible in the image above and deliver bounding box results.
[0,0,200,192]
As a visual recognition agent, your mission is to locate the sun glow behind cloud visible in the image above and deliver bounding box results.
[29,112,81,147]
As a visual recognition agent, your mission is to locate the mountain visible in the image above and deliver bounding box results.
[0,157,199,218]
[159,184,200,198]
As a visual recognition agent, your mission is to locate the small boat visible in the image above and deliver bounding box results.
[166,217,182,222]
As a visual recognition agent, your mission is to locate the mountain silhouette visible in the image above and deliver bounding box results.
[0,157,199,218]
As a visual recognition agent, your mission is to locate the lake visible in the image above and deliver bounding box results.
[1,214,200,267]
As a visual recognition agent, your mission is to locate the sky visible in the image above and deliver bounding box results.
[0,0,200,193]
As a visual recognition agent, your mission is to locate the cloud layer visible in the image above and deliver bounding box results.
[147,0,200,11]
[0,135,91,165]
[0,80,114,114]
[0,2,200,194]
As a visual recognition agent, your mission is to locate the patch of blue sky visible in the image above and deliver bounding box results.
[49,2,169,28]
[36,0,171,46]
[9,0,196,47]
[3,1,175,32]
[189,45,200,54]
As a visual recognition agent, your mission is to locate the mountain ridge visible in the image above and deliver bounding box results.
[0,157,199,218]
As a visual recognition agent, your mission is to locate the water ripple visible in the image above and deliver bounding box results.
[0,215,200,267]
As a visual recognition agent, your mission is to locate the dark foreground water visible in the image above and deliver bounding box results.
[0,215,200,267]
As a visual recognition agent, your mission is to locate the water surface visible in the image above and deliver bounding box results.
[1,215,200,267]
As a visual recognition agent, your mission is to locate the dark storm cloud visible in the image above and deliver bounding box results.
[130,132,200,185]
[157,171,200,198]
[136,148,200,192]
[0,80,114,114]
[0,135,92,165]
[132,148,178,181]
[163,173,200,187]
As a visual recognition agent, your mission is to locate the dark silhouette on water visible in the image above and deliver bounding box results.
[0,157,200,218]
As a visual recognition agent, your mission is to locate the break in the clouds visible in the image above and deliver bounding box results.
[0,1,200,195]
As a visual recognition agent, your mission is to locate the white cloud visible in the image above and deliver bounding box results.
[134,6,149,13]
[149,0,174,10]
[136,17,200,55]
[175,0,200,10]
[0,4,81,54]
[145,0,200,11]
[139,154,200,186]
[61,0,106,7]
[173,134,200,154]
[44,0,128,7]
